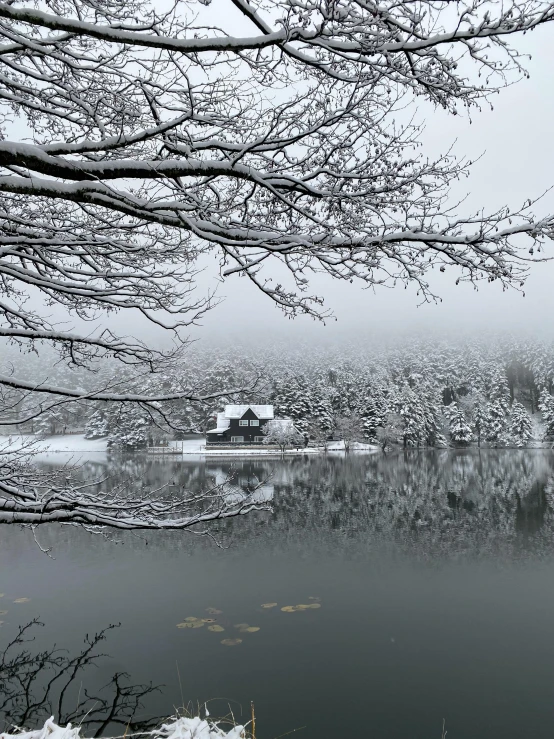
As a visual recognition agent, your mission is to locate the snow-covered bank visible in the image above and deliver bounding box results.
[0,716,246,739]
[0,434,108,463]
[0,435,380,459]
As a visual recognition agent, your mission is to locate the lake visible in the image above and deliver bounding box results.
[2,450,554,739]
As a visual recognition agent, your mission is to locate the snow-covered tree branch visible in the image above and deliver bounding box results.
[0,442,270,532]
[0,0,553,381]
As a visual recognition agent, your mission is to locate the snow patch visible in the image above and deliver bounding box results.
[0,717,245,739]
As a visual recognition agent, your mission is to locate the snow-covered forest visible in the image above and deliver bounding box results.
[4,335,554,450]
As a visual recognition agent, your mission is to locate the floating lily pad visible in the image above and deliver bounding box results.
[261,603,278,609]
[208,625,225,632]
[221,638,242,646]
[307,603,321,609]
[14,598,30,603]
[295,604,312,610]
[281,606,299,613]
[234,623,250,629]
[206,608,223,615]
[184,617,200,622]
[244,626,260,633]
[177,620,204,629]
[308,596,321,601]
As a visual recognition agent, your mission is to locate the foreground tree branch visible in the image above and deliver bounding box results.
[0,443,271,531]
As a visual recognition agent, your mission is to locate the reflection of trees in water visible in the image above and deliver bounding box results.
[39,451,554,558]
[0,621,160,736]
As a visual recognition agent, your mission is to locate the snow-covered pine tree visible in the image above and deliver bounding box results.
[420,386,447,447]
[538,389,554,440]
[509,401,533,447]
[106,406,150,450]
[483,400,507,443]
[448,404,473,445]
[470,395,488,447]
[398,386,426,447]
[84,409,109,439]
[360,393,385,441]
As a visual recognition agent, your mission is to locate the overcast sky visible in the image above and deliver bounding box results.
[176,17,554,347]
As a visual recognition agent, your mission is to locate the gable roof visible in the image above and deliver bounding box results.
[224,404,274,419]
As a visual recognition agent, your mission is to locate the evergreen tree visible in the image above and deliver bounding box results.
[509,402,533,447]
[398,386,426,447]
[360,393,384,441]
[483,400,507,443]
[448,404,473,445]
[470,395,488,447]
[85,409,109,439]
[538,389,554,440]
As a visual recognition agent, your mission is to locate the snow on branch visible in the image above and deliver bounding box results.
[0,442,271,532]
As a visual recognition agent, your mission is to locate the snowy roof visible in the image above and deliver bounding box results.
[205,427,230,434]
[223,404,274,419]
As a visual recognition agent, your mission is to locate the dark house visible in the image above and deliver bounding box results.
[206,405,275,445]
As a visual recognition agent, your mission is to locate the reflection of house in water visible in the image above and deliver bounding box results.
[212,466,274,504]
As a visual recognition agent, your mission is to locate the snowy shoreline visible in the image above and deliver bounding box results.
[0,434,380,460]
[2,434,551,463]
[0,716,246,739]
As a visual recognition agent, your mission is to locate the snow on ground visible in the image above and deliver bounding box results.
[0,716,246,739]
[326,440,380,452]
[0,435,380,461]
[0,434,108,464]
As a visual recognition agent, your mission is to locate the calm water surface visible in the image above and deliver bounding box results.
[3,450,554,738]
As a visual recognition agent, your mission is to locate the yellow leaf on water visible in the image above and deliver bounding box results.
[221,638,242,646]
[280,606,299,613]
[208,625,225,632]
[261,603,278,609]
[177,620,204,629]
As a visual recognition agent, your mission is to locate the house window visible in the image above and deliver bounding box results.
[231,436,244,443]
[254,436,265,442]
[239,420,249,427]
[250,419,259,426]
